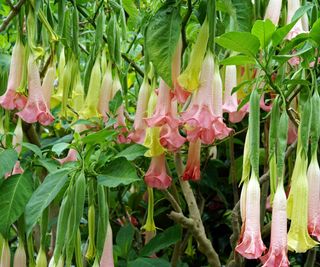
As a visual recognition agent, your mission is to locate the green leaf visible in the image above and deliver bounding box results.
[0,172,33,237]
[309,18,320,44]
[146,4,182,87]
[98,157,140,188]
[116,223,135,258]
[215,32,260,56]
[139,224,182,257]
[52,143,70,156]
[251,19,276,48]
[109,90,123,115]
[25,168,71,235]
[128,258,171,267]
[0,149,18,178]
[231,0,253,32]
[115,144,147,161]
[220,55,256,65]
[122,0,139,25]
[22,143,42,158]
[81,129,116,145]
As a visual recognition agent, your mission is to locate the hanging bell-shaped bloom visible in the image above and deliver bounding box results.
[98,62,113,120]
[0,240,10,267]
[57,148,78,165]
[178,19,209,92]
[182,52,231,144]
[35,247,47,267]
[260,94,272,112]
[79,58,102,119]
[145,154,172,189]
[159,100,185,151]
[145,79,180,129]
[128,77,151,144]
[172,36,190,103]
[42,65,56,108]
[223,65,248,123]
[100,223,115,267]
[307,154,320,240]
[236,174,266,259]
[13,242,27,267]
[287,0,307,40]
[0,40,27,110]
[182,139,201,181]
[13,118,23,155]
[260,185,289,267]
[264,0,282,25]
[287,152,318,252]
[69,71,85,117]
[51,49,65,108]
[141,187,157,245]
[17,55,54,126]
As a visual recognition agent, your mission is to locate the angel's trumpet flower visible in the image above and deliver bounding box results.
[42,66,56,107]
[287,0,307,40]
[141,187,157,245]
[178,19,209,92]
[35,247,47,267]
[0,240,10,267]
[236,173,266,259]
[98,62,113,120]
[287,151,318,252]
[145,154,172,189]
[17,55,54,125]
[172,36,190,103]
[264,0,282,25]
[307,154,320,240]
[182,52,231,144]
[0,40,27,110]
[128,77,151,144]
[79,58,101,119]
[182,139,201,181]
[223,65,247,123]
[260,185,289,267]
[100,223,115,267]
[51,49,65,108]
[145,79,179,129]
[11,118,24,175]
[13,242,27,267]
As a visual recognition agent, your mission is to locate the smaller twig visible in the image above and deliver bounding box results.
[163,189,182,213]
[0,0,27,32]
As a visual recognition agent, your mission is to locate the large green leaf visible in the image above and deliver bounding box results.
[115,144,147,161]
[215,32,260,56]
[98,157,140,188]
[146,4,181,87]
[0,172,33,237]
[81,128,116,145]
[139,224,182,257]
[251,19,276,48]
[231,0,253,32]
[0,148,18,178]
[116,223,135,258]
[220,55,256,65]
[25,168,71,235]
[309,18,320,45]
[128,258,171,267]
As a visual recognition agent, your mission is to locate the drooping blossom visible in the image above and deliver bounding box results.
[260,185,289,267]
[159,100,185,151]
[286,0,307,40]
[236,173,266,259]
[35,247,47,267]
[79,57,102,119]
[100,223,115,267]
[223,65,247,123]
[69,70,85,118]
[182,52,231,144]
[260,94,272,112]
[307,154,320,240]
[0,240,10,267]
[0,40,27,110]
[42,65,56,107]
[287,151,318,252]
[264,0,282,25]
[51,49,66,108]
[128,77,151,144]
[17,55,54,126]
[172,36,190,103]
[57,148,78,165]
[145,154,172,189]
[178,19,209,92]
[98,62,113,120]
[182,139,201,181]
[145,79,179,129]
[13,242,27,267]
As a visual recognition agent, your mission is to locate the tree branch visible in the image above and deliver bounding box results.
[0,0,26,33]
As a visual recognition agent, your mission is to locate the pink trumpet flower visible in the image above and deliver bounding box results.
[57,149,78,165]
[145,154,172,189]
[307,155,320,240]
[264,0,282,25]
[260,94,272,112]
[145,79,180,129]
[0,40,27,110]
[100,223,115,267]
[260,185,289,267]
[182,52,231,144]
[222,65,248,123]
[17,55,54,126]
[128,78,150,144]
[172,36,190,103]
[98,63,113,120]
[13,243,27,267]
[182,139,201,181]
[159,100,185,151]
[236,174,266,259]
